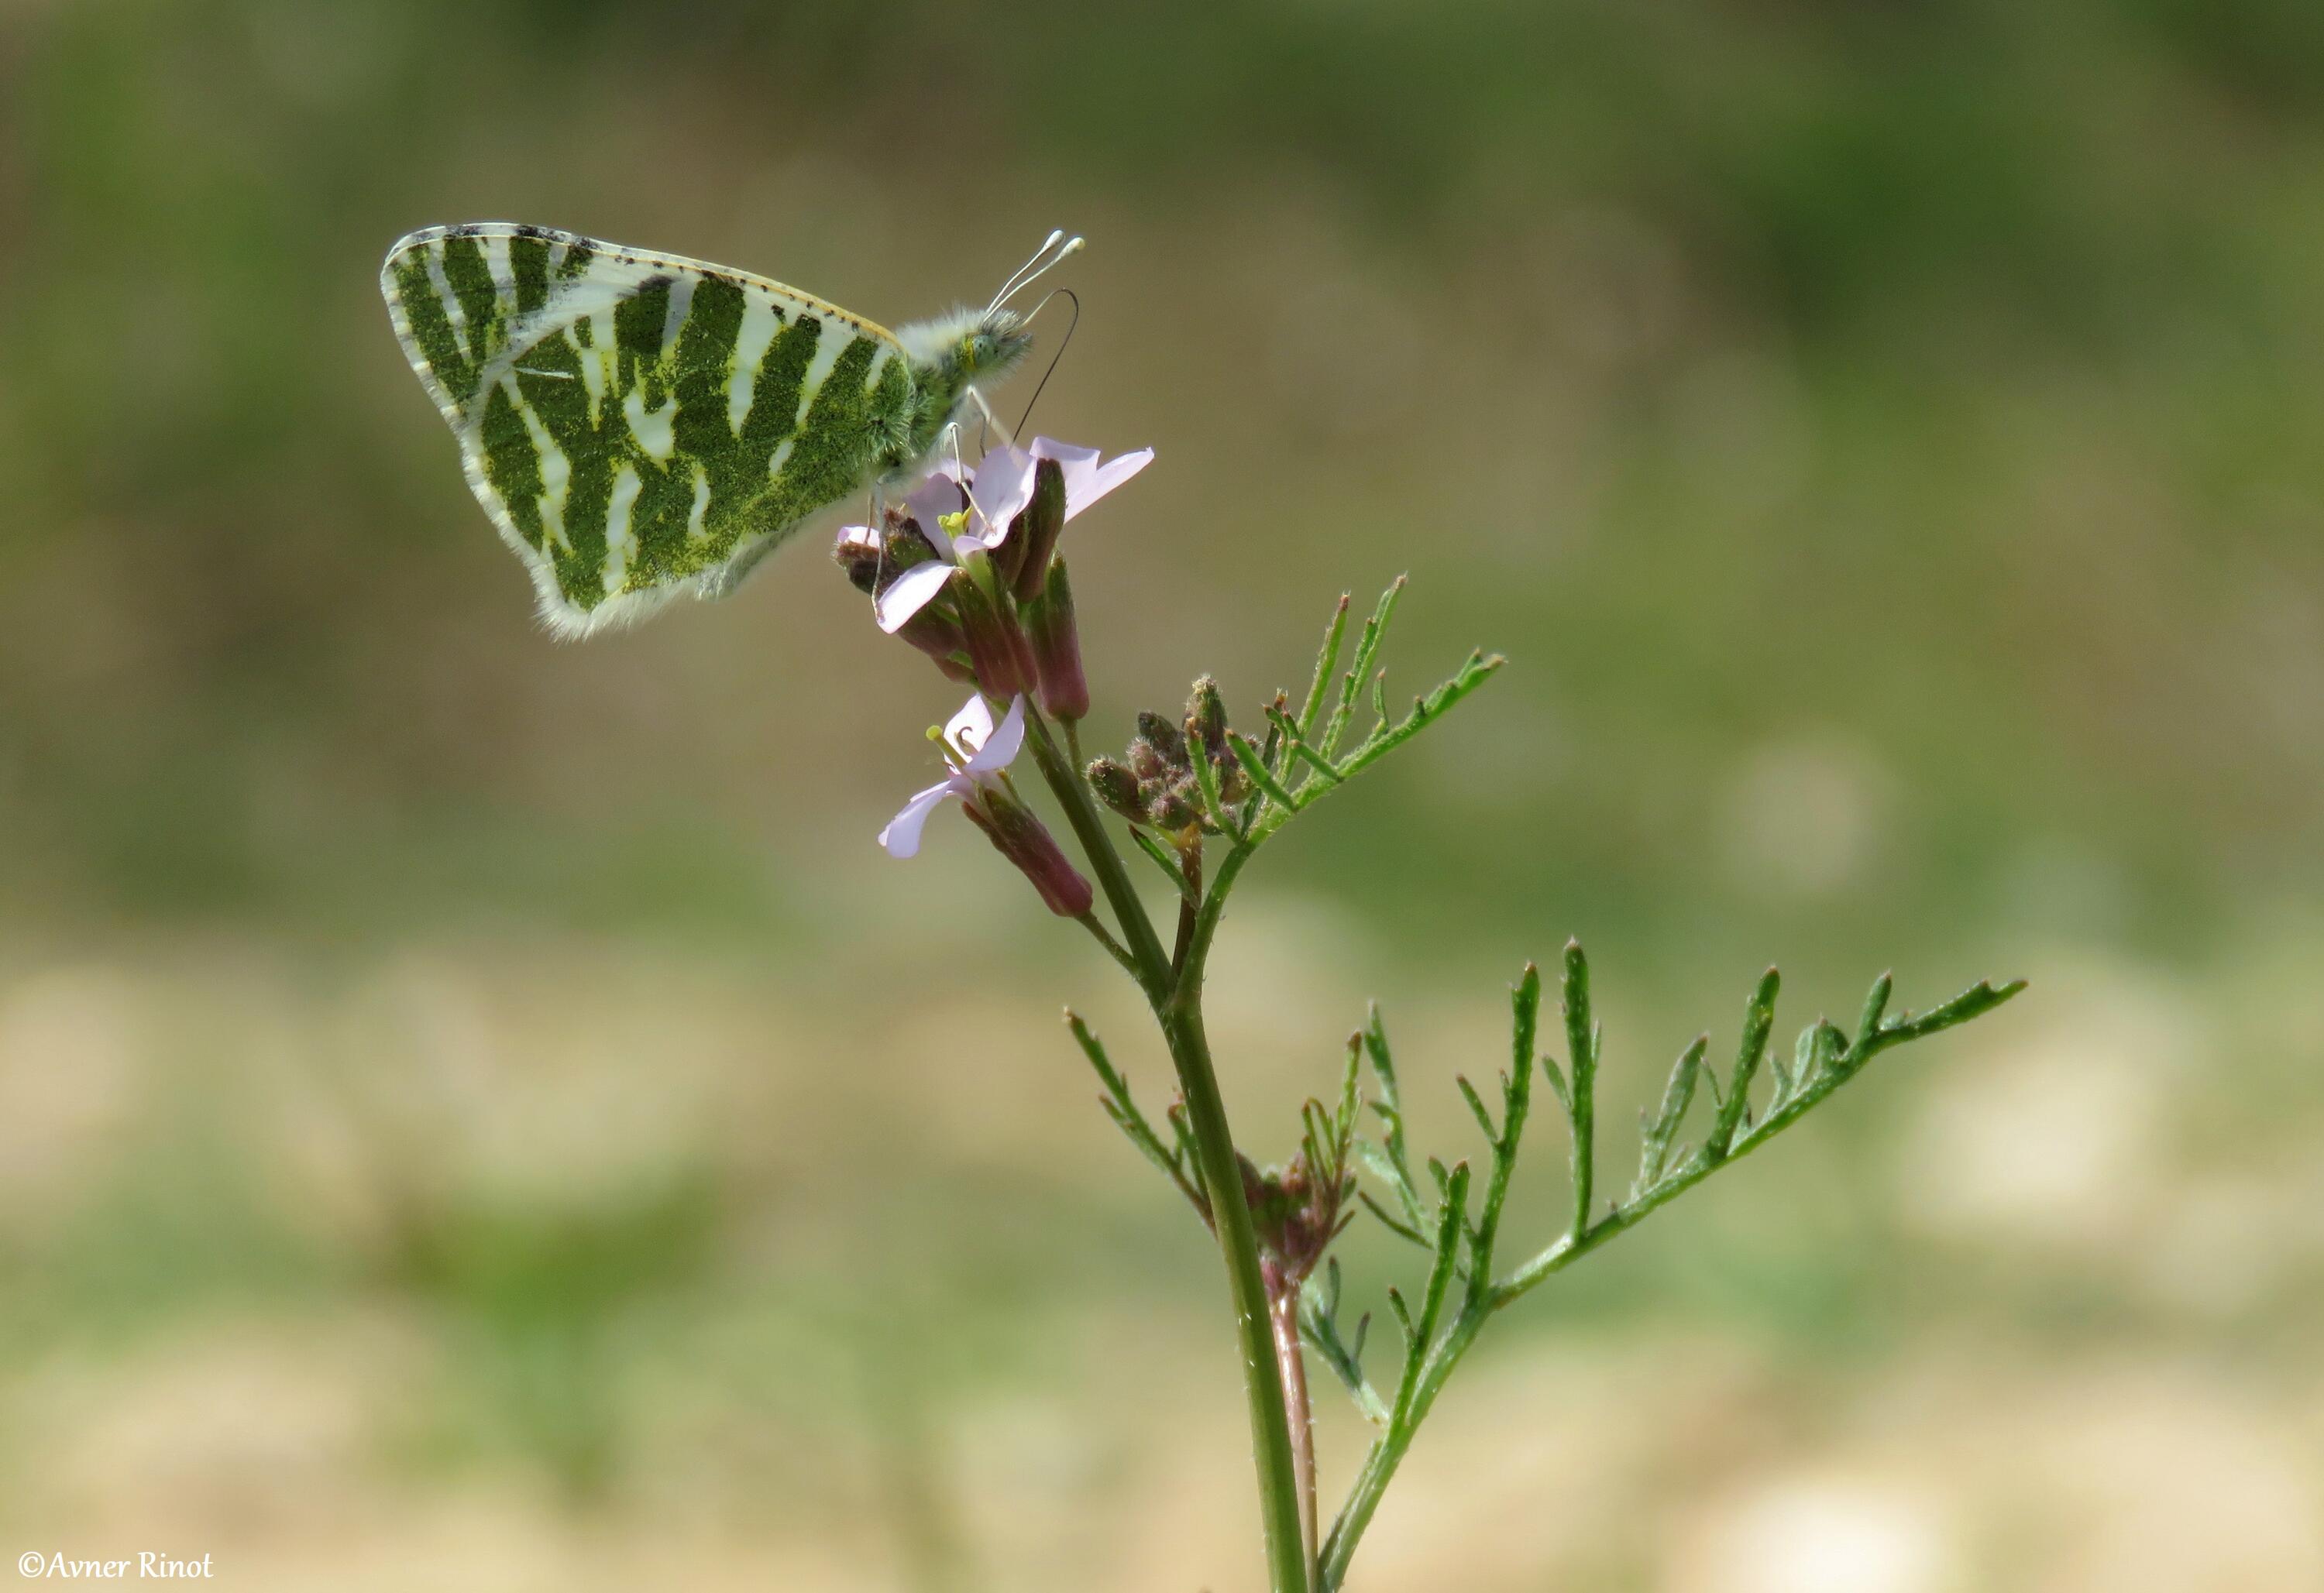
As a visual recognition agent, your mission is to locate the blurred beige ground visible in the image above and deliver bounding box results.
[5,1,2324,1588]
[0,927,2317,1591]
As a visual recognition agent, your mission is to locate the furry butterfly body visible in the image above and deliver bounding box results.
[381,223,1043,637]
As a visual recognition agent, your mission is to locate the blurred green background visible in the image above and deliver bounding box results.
[3,2,2322,1588]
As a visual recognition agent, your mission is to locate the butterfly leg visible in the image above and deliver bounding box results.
[968,386,1016,452]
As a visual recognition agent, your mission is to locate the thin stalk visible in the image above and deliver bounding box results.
[1267,1266,1322,1583]
[1023,707,1310,1593]
[1024,709,1171,1002]
[1074,912,1141,984]
[1181,837,1257,978]
[1172,843,1203,978]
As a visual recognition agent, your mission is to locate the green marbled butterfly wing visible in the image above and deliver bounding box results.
[382,224,916,636]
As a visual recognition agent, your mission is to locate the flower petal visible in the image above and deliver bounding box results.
[945,693,998,755]
[879,777,965,859]
[1032,437,1154,519]
[963,695,1026,778]
[961,444,1037,550]
[904,472,968,560]
[1028,437,1101,471]
[874,561,958,633]
[1074,446,1154,510]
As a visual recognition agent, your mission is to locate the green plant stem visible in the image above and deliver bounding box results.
[1026,710,1171,1003]
[1024,707,1312,1593]
[1322,1303,1487,1590]
[1320,977,2022,1589]
[1157,990,1313,1593]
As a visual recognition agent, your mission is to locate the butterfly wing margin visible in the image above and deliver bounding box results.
[380,223,913,637]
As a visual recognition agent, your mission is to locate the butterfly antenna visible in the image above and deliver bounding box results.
[988,231,1085,314]
[988,232,1061,313]
[1016,287,1080,437]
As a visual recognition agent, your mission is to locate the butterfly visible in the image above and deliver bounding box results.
[380,223,1078,637]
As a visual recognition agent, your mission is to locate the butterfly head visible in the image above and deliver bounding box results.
[892,232,1082,465]
[954,306,1038,385]
[893,307,1033,456]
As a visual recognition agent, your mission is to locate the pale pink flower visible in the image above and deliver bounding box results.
[878,694,1027,859]
[872,438,1153,633]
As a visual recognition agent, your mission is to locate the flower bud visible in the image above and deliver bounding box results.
[1146,779,1200,836]
[963,790,1094,917]
[838,525,973,681]
[1216,754,1250,806]
[1135,710,1191,772]
[1024,558,1089,721]
[990,521,1028,596]
[1128,737,1168,781]
[1182,677,1251,805]
[1009,457,1070,603]
[1185,675,1229,760]
[833,526,883,593]
[952,567,1027,699]
[896,611,975,682]
[1239,1151,1346,1282]
[885,506,946,569]
[1085,757,1146,822]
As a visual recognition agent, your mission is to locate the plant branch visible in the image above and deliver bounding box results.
[1067,1010,1208,1219]
[1318,961,2024,1588]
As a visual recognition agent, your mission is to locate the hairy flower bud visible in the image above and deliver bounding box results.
[1135,710,1191,772]
[1025,558,1089,721]
[1085,757,1146,822]
[1009,457,1071,603]
[1180,675,1250,806]
[1184,675,1229,763]
[1146,779,1200,836]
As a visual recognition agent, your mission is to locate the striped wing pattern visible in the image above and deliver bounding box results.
[382,224,915,635]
